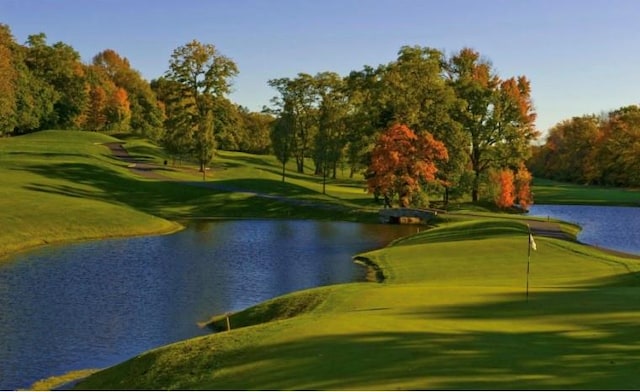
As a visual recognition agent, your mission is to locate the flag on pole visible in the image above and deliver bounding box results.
[529,233,537,251]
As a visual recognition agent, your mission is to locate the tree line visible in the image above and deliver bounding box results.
[1,22,539,208]
[0,24,271,156]
[267,46,537,208]
[529,105,640,188]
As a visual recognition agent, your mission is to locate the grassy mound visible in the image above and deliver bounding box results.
[0,130,181,259]
[203,286,332,331]
[75,217,640,390]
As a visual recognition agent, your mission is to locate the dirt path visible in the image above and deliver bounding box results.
[104,142,169,180]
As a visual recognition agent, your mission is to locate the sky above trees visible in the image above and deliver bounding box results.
[2,0,639,136]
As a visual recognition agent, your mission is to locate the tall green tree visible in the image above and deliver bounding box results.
[0,24,56,135]
[271,101,296,182]
[268,73,318,173]
[25,33,88,129]
[597,106,640,186]
[343,65,385,178]
[164,39,238,178]
[313,72,348,192]
[446,48,538,202]
[237,108,274,154]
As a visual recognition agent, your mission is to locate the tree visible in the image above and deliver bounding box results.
[164,40,238,179]
[381,46,469,205]
[85,84,108,131]
[106,87,131,131]
[238,108,274,154]
[271,102,296,182]
[367,124,448,208]
[268,73,318,173]
[343,65,385,178]
[492,169,515,209]
[0,26,17,135]
[93,49,164,139]
[446,48,538,202]
[25,33,88,129]
[514,162,533,210]
[313,72,348,192]
[598,106,640,187]
[530,115,601,183]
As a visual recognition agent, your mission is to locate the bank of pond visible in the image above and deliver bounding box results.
[1,206,639,389]
[0,220,417,390]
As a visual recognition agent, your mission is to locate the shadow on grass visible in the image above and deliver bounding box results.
[226,271,639,390]
[17,162,375,221]
[83,315,640,390]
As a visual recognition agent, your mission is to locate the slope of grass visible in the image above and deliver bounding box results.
[76,217,640,390]
[0,131,182,259]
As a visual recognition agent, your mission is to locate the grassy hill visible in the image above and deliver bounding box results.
[0,131,181,258]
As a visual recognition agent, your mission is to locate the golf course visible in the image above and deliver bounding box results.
[2,130,639,390]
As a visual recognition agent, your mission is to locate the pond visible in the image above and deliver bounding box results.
[0,220,418,390]
[528,204,640,255]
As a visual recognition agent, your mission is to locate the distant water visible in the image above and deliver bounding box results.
[528,205,640,255]
[0,220,418,390]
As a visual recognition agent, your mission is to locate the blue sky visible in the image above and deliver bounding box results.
[2,0,639,136]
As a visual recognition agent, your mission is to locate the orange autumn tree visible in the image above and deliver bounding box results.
[514,162,534,210]
[367,123,448,208]
[490,163,534,210]
[493,169,515,209]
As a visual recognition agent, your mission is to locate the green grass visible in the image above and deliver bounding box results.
[0,131,182,259]
[532,178,640,206]
[76,217,640,390]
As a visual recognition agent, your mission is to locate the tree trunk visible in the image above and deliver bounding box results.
[472,171,480,202]
[200,160,206,181]
[281,161,286,182]
[296,156,304,173]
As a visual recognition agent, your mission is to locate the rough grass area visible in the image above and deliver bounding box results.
[76,217,640,390]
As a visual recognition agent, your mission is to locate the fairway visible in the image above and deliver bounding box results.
[76,217,640,390]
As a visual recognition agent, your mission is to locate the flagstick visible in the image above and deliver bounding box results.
[526,225,531,302]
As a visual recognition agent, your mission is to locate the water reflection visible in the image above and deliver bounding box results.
[0,220,416,390]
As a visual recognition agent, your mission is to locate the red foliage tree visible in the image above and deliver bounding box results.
[367,123,448,207]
